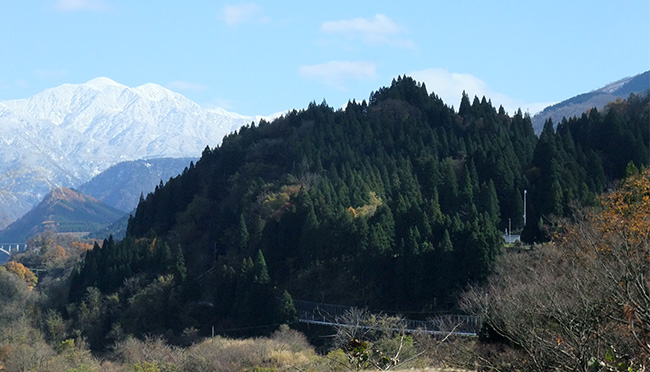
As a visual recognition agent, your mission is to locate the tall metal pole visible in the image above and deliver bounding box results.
[523,190,527,227]
[508,218,511,243]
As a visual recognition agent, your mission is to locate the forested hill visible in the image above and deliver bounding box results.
[522,93,649,241]
[69,76,649,346]
[127,76,536,305]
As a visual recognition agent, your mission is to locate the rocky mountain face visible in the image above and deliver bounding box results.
[0,78,260,228]
[532,71,649,133]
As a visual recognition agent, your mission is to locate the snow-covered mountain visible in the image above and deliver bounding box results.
[0,77,262,229]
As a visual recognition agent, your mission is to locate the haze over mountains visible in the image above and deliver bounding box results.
[77,157,197,213]
[0,78,264,229]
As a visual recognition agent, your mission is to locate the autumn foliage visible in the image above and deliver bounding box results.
[597,168,650,246]
[559,168,650,357]
[463,169,650,371]
[5,261,37,289]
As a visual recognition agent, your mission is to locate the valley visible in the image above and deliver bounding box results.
[0,73,647,371]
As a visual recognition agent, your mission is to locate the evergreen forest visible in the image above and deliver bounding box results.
[52,76,650,352]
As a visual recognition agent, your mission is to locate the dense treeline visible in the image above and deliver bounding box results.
[523,94,650,241]
[67,76,648,348]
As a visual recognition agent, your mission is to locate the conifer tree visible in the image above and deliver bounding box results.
[171,244,187,282]
[277,290,297,323]
[237,213,250,253]
[253,250,270,285]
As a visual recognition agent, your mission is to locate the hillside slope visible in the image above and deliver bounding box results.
[0,187,125,242]
[532,70,649,132]
[78,157,196,212]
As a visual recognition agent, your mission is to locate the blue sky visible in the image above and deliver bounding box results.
[1,1,648,116]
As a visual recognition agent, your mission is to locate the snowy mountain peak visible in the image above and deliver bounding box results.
[0,77,266,229]
[85,77,127,90]
[133,82,182,102]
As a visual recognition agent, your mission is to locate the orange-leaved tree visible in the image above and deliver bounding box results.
[461,169,650,371]
[559,168,650,355]
[5,261,38,289]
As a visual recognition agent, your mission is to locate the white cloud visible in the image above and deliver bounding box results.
[166,81,207,93]
[519,101,555,116]
[15,79,29,88]
[409,68,552,115]
[299,61,377,90]
[321,14,415,49]
[0,79,29,91]
[52,0,109,12]
[204,97,235,110]
[220,3,267,26]
[35,69,68,79]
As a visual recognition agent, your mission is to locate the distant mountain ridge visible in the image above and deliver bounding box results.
[0,157,198,242]
[0,78,264,228]
[0,187,125,243]
[78,157,197,212]
[532,71,650,132]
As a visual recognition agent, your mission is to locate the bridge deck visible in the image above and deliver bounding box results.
[294,299,480,337]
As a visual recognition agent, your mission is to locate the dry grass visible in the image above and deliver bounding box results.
[0,319,476,371]
[109,324,319,372]
[365,369,473,372]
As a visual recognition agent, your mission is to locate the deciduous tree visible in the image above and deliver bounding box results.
[462,169,650,371]
[5,261,37,289]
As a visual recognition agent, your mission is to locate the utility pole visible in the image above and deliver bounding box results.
[523,190,527,227]
[508,218,511,243]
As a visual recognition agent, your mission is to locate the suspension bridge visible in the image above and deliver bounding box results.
[293,299,480,337]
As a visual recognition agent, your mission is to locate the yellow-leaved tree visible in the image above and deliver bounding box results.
[5,261,38,289]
